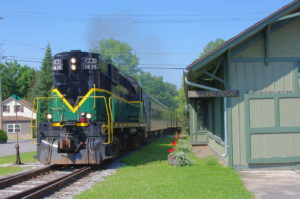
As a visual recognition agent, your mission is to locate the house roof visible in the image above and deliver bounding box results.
[2,95,32,109]
[3,116,32,122]
[186,0,300,74]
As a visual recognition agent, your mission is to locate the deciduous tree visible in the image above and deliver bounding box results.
[93,39,139,76]
[200,38,225,57]
[0,61,35,100]
[135,71,178,109]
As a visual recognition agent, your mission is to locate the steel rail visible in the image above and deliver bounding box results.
[4,166,91,199]
[0,165,55,189]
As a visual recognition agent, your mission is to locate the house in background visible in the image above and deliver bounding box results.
[2,95,36,139]
[185,1,300,169]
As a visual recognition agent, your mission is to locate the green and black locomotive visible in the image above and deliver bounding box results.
[32,50,179,165]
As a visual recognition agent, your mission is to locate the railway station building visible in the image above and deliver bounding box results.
[185,1,300,169]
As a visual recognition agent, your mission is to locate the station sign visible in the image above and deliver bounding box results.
[188,90,239,98]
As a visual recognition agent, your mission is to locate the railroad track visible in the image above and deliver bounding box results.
[0,165,92,199]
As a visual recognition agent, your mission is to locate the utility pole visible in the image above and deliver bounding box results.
[15,97,22,165]
[0,17,3,130]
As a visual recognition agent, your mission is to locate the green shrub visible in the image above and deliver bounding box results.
[0,130,8,141]
[169,151,192,166]
[175,139,192,153]
[175,143,189,153]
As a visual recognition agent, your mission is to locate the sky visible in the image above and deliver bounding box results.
[0,0,294,88]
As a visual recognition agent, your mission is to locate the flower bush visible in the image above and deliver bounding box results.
[175,139,192,153]
[167,133,192,166]
[172,151,191,166]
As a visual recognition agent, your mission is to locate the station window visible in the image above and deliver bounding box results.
[7,124,21,133]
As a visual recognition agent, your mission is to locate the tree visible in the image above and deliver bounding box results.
[93,39,139,76]
[93,39,178,109]
[175,79,186,120]
[30,44,53,99]
[0,61,35,100]
[135,71,178,109]
[200,38,225,57]
[175,78,189,132]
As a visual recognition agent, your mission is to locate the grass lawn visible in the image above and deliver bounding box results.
[0,151,37,165]
[0,166,23,176]
[75,137,252,199]
[0,151,37,176]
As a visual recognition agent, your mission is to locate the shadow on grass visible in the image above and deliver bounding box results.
[121,137,174,167]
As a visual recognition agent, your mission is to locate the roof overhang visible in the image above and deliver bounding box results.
[186,0,300,79]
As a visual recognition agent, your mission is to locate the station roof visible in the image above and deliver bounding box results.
[186,0,300,80]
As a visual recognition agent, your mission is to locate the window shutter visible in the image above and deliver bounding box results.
[8,106,10,113]
[21,105,24,112]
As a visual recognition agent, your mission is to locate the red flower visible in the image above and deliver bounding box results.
[172,137,177,139]
[167,148,175,153]
[172,141,177,145]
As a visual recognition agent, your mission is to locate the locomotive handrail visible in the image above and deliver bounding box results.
[30,96,63,143]
[31,94,114,145]
[87,95,112,145]
[109,96,113,144]
[93,84,96,109]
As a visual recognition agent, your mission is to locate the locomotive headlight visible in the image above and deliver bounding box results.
[86,113,92,119]
[70,57,76,64]
[70,64,77,71]
[47,113,52,120]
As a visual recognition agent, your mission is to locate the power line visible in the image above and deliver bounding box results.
[5,55,42,60]
[0,10,265,23]
[139,63,185,67]
[0,10,267,17]
[3,55,189,65]
[138,67,184,70]
[3,40,68,51]
[1,57,187,69]
[1,58,42,63]
[3,40,45,50]
[2,16,262,23]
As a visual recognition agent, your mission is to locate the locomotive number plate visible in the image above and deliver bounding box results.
[83,64,98,70]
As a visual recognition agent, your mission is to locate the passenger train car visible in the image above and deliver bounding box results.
[32,50,179,165]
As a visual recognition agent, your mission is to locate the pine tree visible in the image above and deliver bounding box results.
[30,44,53,99]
